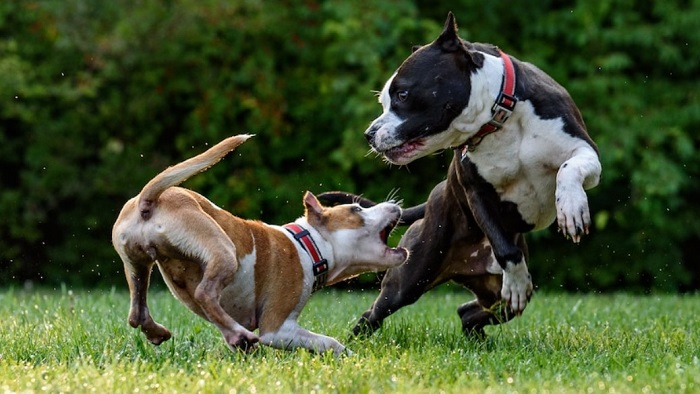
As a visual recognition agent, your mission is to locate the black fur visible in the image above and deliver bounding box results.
[327,12,599,339]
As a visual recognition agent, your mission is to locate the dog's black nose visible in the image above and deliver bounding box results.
[364,125,377,143]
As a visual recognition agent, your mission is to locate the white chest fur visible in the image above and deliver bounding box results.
[464,101,595,230]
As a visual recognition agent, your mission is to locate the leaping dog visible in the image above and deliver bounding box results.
[320,12,601,337]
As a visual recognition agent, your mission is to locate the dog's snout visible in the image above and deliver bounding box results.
[364,124,378,144]
[377,202,402,218]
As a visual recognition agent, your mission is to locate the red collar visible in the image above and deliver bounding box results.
[462,50,517,153]
[283,223,328,292]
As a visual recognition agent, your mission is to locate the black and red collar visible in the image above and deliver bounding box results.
[461,49,517,154]
[283,223,328,292]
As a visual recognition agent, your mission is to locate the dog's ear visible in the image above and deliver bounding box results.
[303,191,324,222]
[412,45,423,53]
[436,12,484,68]
[436,12,463,53]
[464,44,485,69]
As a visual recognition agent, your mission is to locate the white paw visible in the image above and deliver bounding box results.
[501,260,533,314]
[555,186,590,243]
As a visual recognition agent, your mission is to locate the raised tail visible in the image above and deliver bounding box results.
[138,134,253,220]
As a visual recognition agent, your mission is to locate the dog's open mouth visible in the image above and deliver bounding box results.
[379,216,409,261]
[383,138,425,162]
[379,217,399,245]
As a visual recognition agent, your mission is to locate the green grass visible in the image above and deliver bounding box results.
[1,286,698,393]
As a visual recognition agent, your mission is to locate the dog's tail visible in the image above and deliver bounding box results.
[397,203,426,225]
[138,134,254,220]
[317,191,426,226]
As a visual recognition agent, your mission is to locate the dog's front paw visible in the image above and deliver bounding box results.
[329,344,353,358]
[501,261,533,314]
[341,347,354,357]
[144,325,172,346]
[555,186,590,243]
[225,330,260,353]
[135,317,172,346]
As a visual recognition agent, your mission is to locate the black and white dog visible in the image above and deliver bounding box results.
[320,12,601,337]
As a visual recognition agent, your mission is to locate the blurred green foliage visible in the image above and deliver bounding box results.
[1,0,698,292]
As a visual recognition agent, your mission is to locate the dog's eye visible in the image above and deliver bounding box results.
[350,206,362,213]
[397,90,408,102]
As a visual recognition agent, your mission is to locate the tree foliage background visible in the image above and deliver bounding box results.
[1,0,698,292]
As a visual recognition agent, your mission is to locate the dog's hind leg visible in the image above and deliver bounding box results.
[173,211,260,352]
[457,280,514,338]
[194,259,259,351]
[193,260,260,352]
[113,201,172,345]
[122,255,172,345]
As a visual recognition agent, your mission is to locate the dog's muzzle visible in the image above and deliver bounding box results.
[364,124,378,146]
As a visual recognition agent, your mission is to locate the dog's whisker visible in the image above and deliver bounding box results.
[364,149,378,158]
[352,194,366,205]
[384,188,402,205]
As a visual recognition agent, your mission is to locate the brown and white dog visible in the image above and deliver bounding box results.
[112,135,408,355]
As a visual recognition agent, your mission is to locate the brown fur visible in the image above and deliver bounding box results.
[321,206,365,231]
[112,134,408,355]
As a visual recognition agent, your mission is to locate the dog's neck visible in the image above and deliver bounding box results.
[283,220,331,292]
[450,51,508,138]
[460,50,517,153]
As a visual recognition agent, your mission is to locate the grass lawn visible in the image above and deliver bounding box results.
[0,286,698,393]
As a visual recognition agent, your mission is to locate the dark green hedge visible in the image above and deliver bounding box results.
[1,0,698,292]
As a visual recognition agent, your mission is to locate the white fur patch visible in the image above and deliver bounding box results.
[465,101,599,231]
[555,147,601,242]
[468,238,503,275]
[370,80,407,154]
[219,250,257,327]
[259,319,346,355]
[451,53,505,133]
[377,71,395,109]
